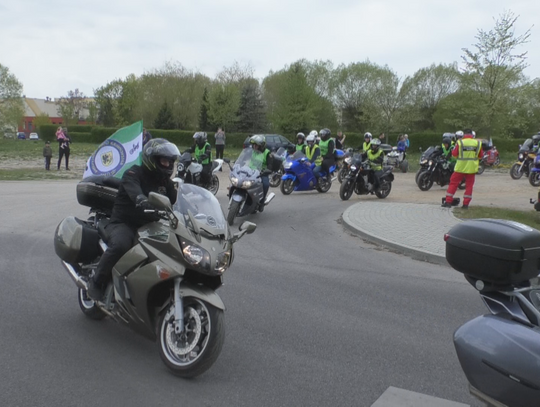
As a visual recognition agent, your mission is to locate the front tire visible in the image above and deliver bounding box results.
[339,179,354,201]
[227,200,240,226]
[337,167,347,184]
[375,181,392,199]
[78,288,106,320]
[400,160,409,173]
[158,298,224,378]
[529,171,540,187]
[316,177,332,193]
[477,162,485,175]
[417,171,433,191]
[280,178,294,195]
[208,175,219,195]
[510,163,524,180]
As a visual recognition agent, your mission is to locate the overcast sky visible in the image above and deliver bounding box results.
[2,0,539,99]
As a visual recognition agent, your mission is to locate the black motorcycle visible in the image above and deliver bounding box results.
[176,152,222,195]
[339,153,394,200]
[416,147,465,191]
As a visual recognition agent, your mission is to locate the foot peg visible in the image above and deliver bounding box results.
[264,192,275,205]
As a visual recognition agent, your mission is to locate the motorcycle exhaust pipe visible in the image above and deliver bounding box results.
[264,192,276,205]
[331,176,337,182]
[61,260,88,291]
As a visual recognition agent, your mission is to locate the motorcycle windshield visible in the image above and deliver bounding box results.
[231,147,261,179]
[290,151,307,161]
[274,147,288,161]
[521,139,533,152]
[421,146,436,160]
[173,184,227,233]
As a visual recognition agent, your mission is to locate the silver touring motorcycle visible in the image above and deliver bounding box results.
[446,219,540,407]
[54,176,256,377]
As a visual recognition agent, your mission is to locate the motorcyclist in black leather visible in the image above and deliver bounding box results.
[87,138,179,301]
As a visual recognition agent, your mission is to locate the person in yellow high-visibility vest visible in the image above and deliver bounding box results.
[442,129,484,209]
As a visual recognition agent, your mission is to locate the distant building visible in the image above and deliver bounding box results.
[19,97,91,135]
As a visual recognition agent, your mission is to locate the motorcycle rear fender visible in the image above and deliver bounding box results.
[383,173,395,182]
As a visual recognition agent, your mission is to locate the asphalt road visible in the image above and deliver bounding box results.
[0,179,485,407]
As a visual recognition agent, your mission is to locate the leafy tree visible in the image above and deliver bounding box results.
[236,80,267,133]
[154,101,175,129]
[199,87,209,131]
[33,113,51,134]
[461,10,532,136]
[58,88,87,126]
[206,83,240,131]
[86,101,98,125]
[0,63,24,132]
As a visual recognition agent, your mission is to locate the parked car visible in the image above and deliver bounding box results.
[3,131,15,139]
[242,134,295,152]
[17,132,26,140]
[29,132,39,140]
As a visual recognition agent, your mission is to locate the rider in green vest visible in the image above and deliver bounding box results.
[249,135,273,209]
[313,128,335,180]
[187,132,212,186]
[365,138,385,189]
[441,136,456,170]
[305,133,321,167]
[295,133,306,153]
[362,132,373,152]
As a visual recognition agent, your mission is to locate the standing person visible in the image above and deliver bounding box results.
[378,133,386,143]
[313,128,335,180]
[87,138,180,301]
[335,131,346,150]
[57,127,71,170]
[442,129,483,209]
[142,128,152,145]
[43,141,52,170]
[404,134,410,149]
[215,127,226,161]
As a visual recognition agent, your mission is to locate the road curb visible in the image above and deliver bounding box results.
[342,204,450,267]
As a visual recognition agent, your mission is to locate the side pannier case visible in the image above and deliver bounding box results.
[445,219,540,286]
[54,216,100,264]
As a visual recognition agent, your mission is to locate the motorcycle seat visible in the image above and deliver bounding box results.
[97,219,111,244]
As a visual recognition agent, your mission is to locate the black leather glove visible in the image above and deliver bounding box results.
[135,194,153,211]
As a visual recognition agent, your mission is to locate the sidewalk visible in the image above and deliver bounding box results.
[342,202,461,266]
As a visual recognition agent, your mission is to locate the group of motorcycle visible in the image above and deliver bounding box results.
[510,135,540,186]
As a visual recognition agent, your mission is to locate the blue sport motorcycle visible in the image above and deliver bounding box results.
[279,150,343,195]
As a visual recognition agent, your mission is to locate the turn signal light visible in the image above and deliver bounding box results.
[157,265,172,280]
[444,233,450,242]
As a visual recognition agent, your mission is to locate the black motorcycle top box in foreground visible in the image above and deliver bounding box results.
[76,176,120,213]
[445,219,540,285]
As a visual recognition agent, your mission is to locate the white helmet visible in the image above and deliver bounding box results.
[309,130,318,138]
[364,132,373,140]
[455,130,464,139]
[306,134,315,143]
[472,130,476,138]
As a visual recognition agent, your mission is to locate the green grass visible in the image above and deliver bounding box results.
[454,206,540,230]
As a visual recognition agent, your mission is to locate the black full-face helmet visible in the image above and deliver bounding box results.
[193,132,208,148]
[142,138,180,178]
[442,137,452,148]
[319,128,331,141]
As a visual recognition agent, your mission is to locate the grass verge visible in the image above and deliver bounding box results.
[453,206,540,230]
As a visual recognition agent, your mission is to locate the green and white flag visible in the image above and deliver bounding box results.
[83,121,143,179]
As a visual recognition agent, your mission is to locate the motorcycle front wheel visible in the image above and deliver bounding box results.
[337,167,347,184]
[158,298,225,378]
[280,179,294,195]
[227,200,240,226]
[417,171,433,191]
[375,181,392,199]
[208,175,219,195]
[477,162,485,175]
[415,168,423,185]
[529,171,540,187]
[339,178,354,201]
[510,163,524,180]
[269,171,282,188]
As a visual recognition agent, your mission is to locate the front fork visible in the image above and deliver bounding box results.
[173,278,184,334]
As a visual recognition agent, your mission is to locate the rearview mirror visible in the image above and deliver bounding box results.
[148,192,172,211]
[239,221,257,234]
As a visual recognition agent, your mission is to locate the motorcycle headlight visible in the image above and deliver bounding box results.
[284,161,292,169]
[420,159,427,165]
[179,238,211,272]
[519,153,524,161]
[350,165,357,171]
[243,180,253,188]
[177,163,184,172]
[215,251,231,274]
[230,176,239,186]
[344,157,352,164]
[428,160,433,166]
